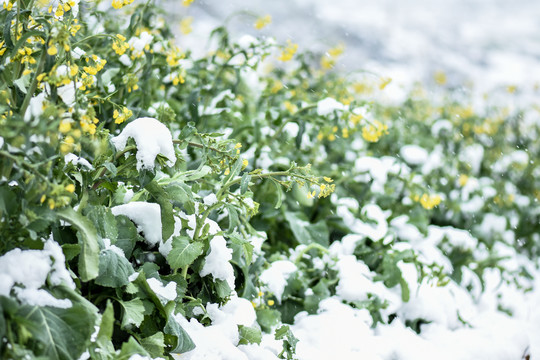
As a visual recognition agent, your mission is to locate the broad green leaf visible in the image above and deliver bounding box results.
[85,205,118,242]
[118,336,150,359]
[18,302,96,360]
[238,325,262,345]
[140,332,165,358]
[95,248,135,288]
[256,308,281,333]
[145,181,175,240]
[115,215,141,258]
[119,298,145,328]
[57,207,100,281]
[214,279,232,299]
[167,236,204,270]
[284,211,329,246]
[163,315,195,353]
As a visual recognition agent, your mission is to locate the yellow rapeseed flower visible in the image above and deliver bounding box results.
[254,15,272,30]
[278,40,298,62]
[65,184,76,193]
[180,17,193,35]
[361,120,388,142]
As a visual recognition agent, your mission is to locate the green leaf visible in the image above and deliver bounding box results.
[17,302,96,360]
[97,301,115,343]
[115,215,141,258]
[167,236,204,270]
[284,211,329,246]
[140,332,165,358]
[270,178,283,209]
[224,157,242,184]
[145,180,175,240]
[214,279,232,298]
[57,207,100,282]
[163,315,195,353]
[238,325,262,345]
[240,173,251,194]
[400,277,410,302]
[119,298,146,328]
[95,248,135,288]
[118,336,150,359]
[14,75,31,94]
[256,308,281,333]
[85,205,118,242]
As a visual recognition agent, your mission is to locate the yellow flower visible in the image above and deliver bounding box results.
[47,44,58,56]
[284,100,297,114]
[320,43,345,70]
[267,300,275,306]
[254,15,272,30]
[379,77,392,90]
[458,174,469,187]
[113,106,132,124]
[361,120,388,142]
[307,190,316,199]
[234,142,242,154]
[323,177,333,183]
[418,193,442,210]
[112,0,134,9]
[65,184,76,193]
[182,0,194,6]
[112,34,129,55]
[242,159,248,170]
[48,198,56,210]
[166,46,185,67]
[59,120,72,133]
[434,70,447,85]
[278,40,298,62]
[40,194,46,204]
[180,17,193,35]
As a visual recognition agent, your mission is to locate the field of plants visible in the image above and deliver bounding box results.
[1,0,539,359]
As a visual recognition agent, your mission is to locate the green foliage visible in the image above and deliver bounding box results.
[0,0,538,359]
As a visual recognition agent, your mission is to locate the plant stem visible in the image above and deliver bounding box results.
[19,44,47,118]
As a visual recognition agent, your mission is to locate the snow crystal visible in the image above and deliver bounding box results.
[400,144,428,165]
[316,97,346,116]
[259,260,297,303]
[111,117,176,171]
[0,239,74,308]
[200,235,235,289]
[111,202,162,245]
[146,278,177,302]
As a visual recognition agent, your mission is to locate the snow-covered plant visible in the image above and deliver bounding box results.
[1,0,539,359]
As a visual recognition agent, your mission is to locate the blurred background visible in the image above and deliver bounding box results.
[165,0,540,97]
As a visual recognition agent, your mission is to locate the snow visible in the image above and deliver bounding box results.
[400,144,428,165]
[259,260,297,303]
[111,202,163,245]
[316,97,347,116]
[64,153,94,169]
[0,239,74,308]
[199,235,235,289]
[146,278,177,303]
[203,193,218,206]
[111,117,176,171]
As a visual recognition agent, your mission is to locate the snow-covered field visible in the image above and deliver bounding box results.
[159,1,540,359]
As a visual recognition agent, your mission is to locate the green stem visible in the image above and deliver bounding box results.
[268,104,317,145]
[72,33,118,46]
[294,243,329,264]
[181,266,188,279]
[19,43,47,118]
